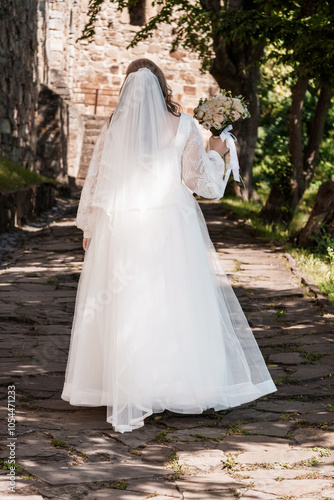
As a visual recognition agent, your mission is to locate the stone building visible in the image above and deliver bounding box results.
[0,0,218,186]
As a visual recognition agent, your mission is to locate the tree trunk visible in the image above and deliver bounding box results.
[262,78,308,224]
[303,83,333,190]
[210,44,263,201]
[289,82,333,216]
[206,0,264,201]
[298,180,334,248]
[259,182,289,226]
[289,77,309,212]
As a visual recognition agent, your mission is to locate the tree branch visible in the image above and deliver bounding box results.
[289,77,309,197]
[304,84,333,189]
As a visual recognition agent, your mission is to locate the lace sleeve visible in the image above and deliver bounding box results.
[76,120,109,238]
[181,119,227,200]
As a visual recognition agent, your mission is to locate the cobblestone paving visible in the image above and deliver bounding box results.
[0,200,333,500]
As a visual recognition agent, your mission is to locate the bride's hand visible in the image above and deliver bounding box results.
[209,136,229,156]
[83,237,90,251]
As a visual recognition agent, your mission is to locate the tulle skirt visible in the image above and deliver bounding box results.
[61,185,276,432]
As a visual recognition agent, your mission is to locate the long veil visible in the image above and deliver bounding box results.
[92,68,179,214]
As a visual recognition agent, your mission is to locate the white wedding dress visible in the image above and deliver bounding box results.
[61,70,276,433]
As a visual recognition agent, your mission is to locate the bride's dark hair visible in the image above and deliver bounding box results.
[108,58,180,124]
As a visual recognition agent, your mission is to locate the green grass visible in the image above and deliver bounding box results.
[221,197,289,241]
[300,351,325,365]
[309,447,331,457]
[227,423,250,435]
[221,182,320,241]
[51,438,68,449]
[165,452,191,477]
[290,248,334,304]
[152,428,173,444]
[302,456,321,467]
[0,155,58,192]
[107,480,128,490]
[221,453,239,470]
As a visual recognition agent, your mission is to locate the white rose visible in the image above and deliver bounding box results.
[213,113,224,124]
[232,98,245,114]
[202,121,212,130]
[197,110,205,119]
[204,110,214,121]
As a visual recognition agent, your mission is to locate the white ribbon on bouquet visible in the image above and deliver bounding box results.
[213,124,245,192]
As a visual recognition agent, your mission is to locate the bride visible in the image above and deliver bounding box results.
[61,58,276,433]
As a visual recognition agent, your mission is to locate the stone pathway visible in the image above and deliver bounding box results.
[0,199,333,500]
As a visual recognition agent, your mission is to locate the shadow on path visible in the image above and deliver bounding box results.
[0,201,333,499]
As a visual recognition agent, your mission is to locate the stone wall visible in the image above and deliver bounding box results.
[71,2,219,117]
[46,0,219,181]
[0,0,78,182]
[0,0,39,167]
[37,0,86,182]
[0,0,218,185]
[43,0,218,118]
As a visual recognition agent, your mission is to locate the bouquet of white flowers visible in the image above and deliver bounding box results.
[193,89,250,190]
[194,89,250,136]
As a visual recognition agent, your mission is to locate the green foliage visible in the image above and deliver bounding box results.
[78,0,105,42]
[0,460,23,473]
[214,1,334,84]
[255,57,290,181]
[0,155,57,193]
[315,103,334,183]
[255,55,334,218]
